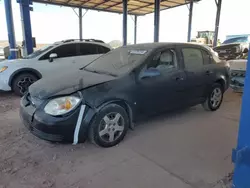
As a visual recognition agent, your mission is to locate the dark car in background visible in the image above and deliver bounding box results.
[20,43,230,148]
[213,36,249,60]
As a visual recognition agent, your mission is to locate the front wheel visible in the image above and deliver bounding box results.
[88,104,129,147]
[12,73,38,96]
[202,83,223,111]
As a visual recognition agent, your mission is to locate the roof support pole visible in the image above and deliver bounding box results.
[4,0,17,59]
[79,8,83,40]
[154,0,160,42]
[122,0,128,46]
[213,0,222,47]
[134,15,137,44]
[232,49,250,188]
[17,0,34,56]
[187,0,193,42]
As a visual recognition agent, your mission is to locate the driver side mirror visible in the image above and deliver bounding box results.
[49,53,57,62]
[140,68,161,79]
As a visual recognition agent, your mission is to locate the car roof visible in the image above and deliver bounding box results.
[124,42,210,50]
[54,40,112,49]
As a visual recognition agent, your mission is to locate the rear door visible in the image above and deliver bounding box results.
[136,47,188,114]
[180,47,208,104]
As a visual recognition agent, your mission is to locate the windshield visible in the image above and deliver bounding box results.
[223,37,249,44]
[25,45,55,59]
[84,46,150,76]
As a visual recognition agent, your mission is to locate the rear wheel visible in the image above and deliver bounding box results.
[12,73,38,96]
[202,83,223,111]
[88,104,129,147]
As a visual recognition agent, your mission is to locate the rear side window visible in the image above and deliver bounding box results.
[97,46,110,54]
[202,50,211,65]
[79,44,99,55]
[182,48,203,70]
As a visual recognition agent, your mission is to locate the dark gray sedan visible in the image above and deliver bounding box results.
[20,43,230,147]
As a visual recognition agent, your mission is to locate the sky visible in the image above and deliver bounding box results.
[0,0,250,44]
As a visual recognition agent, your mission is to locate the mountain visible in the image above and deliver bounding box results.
[108,40,122,48]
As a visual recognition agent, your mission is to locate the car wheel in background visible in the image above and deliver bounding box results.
[12,73,38,96]
[202,83,223,111]
[88,104,129,147]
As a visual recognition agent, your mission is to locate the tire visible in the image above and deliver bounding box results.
[12,73,38,96]
[202,83,223,111]
[88,104,129,147]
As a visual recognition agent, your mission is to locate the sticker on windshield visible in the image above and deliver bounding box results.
[129,50,147,55]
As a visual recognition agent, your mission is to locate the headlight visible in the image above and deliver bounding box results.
[44,96,81,116]
[0,66,8,73]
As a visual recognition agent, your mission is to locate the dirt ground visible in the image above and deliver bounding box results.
[0,90,241,188]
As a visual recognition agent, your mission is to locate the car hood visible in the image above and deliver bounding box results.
[29,69,116,99]
[0,58,32,66]
[213,43,245,51]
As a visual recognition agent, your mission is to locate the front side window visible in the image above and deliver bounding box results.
[147,49,177,72]
[55,44,77,58]
[40,44,77,60]
[26,45,55,59]
[182,48,203,70]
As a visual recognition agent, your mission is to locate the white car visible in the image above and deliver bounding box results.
[0,39,112,96]
[0,47,5,61]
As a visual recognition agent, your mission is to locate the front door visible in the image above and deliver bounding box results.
[136,47,188,115]
[35,43,79,77]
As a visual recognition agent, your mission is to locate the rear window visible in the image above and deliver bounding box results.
[223,37,249,44]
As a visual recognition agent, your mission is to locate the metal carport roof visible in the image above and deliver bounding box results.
[33,0,197,15]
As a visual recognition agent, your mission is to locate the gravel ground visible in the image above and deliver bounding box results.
[0,91,240,188]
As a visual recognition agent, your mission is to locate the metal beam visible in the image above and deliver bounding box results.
[81,0,92,6]
[34,0,144,15]
[18,0,33,56]
[213,0,222,47]
[128,3,168,13]
[123,0,128,46]
[134,15,137,44]
[104,1,122,10]
[4,0,17,59]
[79,8,83,40]
[187,0,193,42]
[92,0,110,8]
[232,48,250,188]
[154,0,160,42]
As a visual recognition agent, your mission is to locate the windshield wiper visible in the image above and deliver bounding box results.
[79,54,105,70]
[82,68,117,77]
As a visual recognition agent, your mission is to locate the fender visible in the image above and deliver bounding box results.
[96,99,135,129]
[215,74,228,91]
[8,68,42,86]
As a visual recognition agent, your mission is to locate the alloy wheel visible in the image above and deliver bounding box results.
[210,87,222,108]
[98,112,125,143]
[17,77,35,95]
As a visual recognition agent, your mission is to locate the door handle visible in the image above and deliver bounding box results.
[206,70,213,75]
[174,77,184,81]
